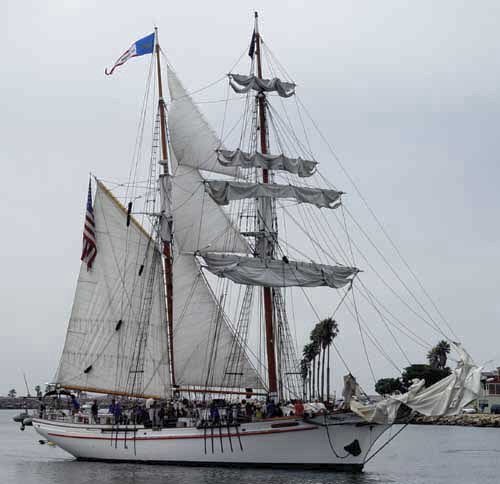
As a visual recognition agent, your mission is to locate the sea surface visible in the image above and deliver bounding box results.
[1,409,498,484]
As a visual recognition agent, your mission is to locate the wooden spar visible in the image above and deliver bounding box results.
[60,385,163,400]
[60,384,267,398]
[175,387,268,397]
[154,28,176,386]
[254,12,278,398]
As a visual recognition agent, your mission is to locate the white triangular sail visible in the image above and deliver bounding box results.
[55,181,171,398]
[205,180,343,209]
[166,69,261,389]
[171,252,263,389]
[171,164,249,254]
[167,65,236,176]
[201,253,359,289]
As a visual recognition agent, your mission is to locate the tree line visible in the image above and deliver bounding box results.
[300,317,339,402]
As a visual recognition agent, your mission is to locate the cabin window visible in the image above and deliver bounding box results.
[487,383,500,395]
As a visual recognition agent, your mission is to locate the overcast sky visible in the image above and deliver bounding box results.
[2,0,500,396]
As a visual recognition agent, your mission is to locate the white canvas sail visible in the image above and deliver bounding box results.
[351,345,481,424]
[201,253,358,289]
[218,149,317,177]
[167,65,236,176]
[172,252,263,389]
[54,181,171,398]
[205,180,343,209]
[166,71,261,389]
[229,74,296,98]
[171,164,248,254]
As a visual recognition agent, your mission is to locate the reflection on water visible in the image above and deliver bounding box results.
[2,410,497,484]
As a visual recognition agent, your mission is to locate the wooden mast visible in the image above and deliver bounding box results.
[254,12,278,399]
[154,28,176,386]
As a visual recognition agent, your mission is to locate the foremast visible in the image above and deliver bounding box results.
[154,28,175,386]
[253,12,278,400]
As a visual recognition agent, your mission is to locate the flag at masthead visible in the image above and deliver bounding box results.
[105,32,155,75]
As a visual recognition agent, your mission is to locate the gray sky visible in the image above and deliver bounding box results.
[2,0,500,396]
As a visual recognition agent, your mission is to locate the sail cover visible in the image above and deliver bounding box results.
[205,180,342,209]
[351,345,482,424]
[55,181,171,398]
[201,253,358,288]
[229,74,296,98]
[218,149,317,178]
[167,65,236,176]
[172,253,263,389]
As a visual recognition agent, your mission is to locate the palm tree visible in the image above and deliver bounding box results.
[321,318,339,401]
[299,358,308,401]
[427,340,451,370]
[427,347,439,369]
[436,340,451,369]
[310,324,322,398]
[302,343,316,400]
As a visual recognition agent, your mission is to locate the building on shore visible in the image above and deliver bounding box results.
[477,368,500,413]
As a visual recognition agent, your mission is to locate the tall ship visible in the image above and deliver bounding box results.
[33,14,481,471]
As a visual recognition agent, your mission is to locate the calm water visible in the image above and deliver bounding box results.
[1,410,498,484]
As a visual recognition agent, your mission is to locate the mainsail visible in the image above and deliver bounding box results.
[55,181,171,398]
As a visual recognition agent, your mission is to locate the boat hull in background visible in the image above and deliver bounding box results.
[33,416,390,471]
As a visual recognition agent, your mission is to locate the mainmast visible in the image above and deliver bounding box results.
[154,28,176,386]
[254,12,278,400]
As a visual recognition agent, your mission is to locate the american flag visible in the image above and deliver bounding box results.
[81,180,97,270]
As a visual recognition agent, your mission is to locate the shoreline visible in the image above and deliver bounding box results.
[410,414,500,427]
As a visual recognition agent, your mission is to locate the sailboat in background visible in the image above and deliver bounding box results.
[33,13,481,470]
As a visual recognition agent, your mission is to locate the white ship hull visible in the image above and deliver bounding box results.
[34,416,389,471]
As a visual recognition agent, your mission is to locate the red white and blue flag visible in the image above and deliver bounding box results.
[105,32,155,76]
[81,180,97,270]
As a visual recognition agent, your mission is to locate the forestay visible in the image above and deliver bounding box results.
[351,345,481,424]
[55,181,171,398]
[167,65,236,176]
[201,253,359,288]
[217,149,317,178]
[205,180,343,209]
[171,253,263,389]
[229,74,296,98]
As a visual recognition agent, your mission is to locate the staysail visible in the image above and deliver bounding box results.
[167,65,236,176]
[172,252,263,389]
[167,70,263,390]
[54,181,171,398]
[170,164,248,254]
